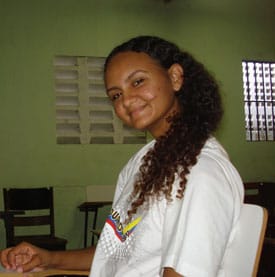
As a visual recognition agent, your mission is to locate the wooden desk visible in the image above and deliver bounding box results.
[78,201,112,247]
[0,269,89,277]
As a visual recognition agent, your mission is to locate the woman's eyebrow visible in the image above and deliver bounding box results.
[126,69,147,81]
[106,86,120,94]
[106,70,147,94]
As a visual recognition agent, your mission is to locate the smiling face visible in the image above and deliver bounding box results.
[105,51,183,138]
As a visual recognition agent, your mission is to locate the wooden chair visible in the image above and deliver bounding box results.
[1,187,67,250]
[244,182,275,276]
[221,204,268,277]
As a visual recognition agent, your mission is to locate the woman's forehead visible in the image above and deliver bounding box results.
[104,52,168,89]
[107,51,159,67]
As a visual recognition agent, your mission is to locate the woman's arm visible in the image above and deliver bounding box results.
[0,242,95,273]
[163,267,183,277]
[48,246,95,271]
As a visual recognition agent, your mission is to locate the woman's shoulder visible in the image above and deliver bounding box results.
[115,140,156,191]
[187,137,244,198]
[123,139,155,170]
[201,137,229,159]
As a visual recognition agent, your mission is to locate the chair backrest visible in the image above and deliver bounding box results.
[244,182,275,238]
[3,187,55,246]
[221,203,268,277]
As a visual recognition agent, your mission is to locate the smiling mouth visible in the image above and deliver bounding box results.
[129,105,147,119]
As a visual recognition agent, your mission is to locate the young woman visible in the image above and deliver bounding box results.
[0,36,244,277]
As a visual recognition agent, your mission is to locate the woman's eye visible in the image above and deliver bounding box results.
[110,92,122,101]
[133,78,144,87]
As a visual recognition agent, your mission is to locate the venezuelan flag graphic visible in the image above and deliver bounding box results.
[106,212,141,242]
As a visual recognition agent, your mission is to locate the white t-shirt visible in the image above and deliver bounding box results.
[89,137,244,277]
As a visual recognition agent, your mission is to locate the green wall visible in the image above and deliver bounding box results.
[0,0,274,249]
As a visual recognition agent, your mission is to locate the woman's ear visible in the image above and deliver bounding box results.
[168,63,184,92]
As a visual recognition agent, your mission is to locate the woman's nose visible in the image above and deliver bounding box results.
[122,90,136,108]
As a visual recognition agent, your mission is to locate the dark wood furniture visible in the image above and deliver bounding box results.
[78,201,112,247]
[244,182,275,277]
[0,187,67,250]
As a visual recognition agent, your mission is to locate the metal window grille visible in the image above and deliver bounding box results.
[54,56,147,144]
[242,60,275,141]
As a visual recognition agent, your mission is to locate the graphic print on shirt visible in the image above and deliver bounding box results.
[96,206,144,261]
[106,208,141,242]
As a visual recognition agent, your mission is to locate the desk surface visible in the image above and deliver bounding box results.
[0,269,90,277]
[78,201,112,210]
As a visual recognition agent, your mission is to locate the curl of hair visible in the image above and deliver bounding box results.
[105,36,223,221]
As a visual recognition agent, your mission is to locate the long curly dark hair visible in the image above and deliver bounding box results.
[104,36,223,220]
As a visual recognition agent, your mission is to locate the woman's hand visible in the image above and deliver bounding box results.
[0,242,51,273]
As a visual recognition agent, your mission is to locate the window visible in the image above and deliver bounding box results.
[242,60,275,141]
[54,56,147,144]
